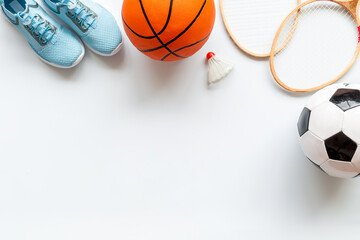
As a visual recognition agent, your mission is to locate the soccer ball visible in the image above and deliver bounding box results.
[298,83,360,178]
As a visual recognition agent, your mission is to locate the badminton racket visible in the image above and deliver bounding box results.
[270,0,360,92]
[220,0,301,57]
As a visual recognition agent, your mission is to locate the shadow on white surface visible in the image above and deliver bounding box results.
[128,56,195,103]
[45,63,82,79]
[90,43,127,69]
[266,70,314,98]
[284,140,350,218]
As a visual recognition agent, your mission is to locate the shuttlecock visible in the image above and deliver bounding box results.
[207,52,234,85]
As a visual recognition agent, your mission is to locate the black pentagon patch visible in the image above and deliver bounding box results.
[297,108,311,137]
[353,174,360,178]
[325,132,357,162]
[330,88,360,111]
[307,158,326,174]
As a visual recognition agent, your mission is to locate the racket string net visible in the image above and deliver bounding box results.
[273,1,359,90]
[222,0,300,55]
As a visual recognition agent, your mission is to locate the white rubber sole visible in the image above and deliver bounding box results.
[83,38,123,56]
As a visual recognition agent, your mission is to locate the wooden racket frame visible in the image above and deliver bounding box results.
[220,0,302,58]
[269,0,360,93]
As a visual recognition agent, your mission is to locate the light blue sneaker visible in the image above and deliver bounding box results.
[43,0,123,56]
[1,0,85,68]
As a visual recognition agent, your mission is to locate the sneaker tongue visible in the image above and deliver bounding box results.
[18,4,30,21]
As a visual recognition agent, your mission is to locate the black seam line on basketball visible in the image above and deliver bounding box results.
[158,0,173,35]
[122,0,173,39]
[122,16,155,39]
[138,0,183,58]
[161,33,210,61]
[139,0,207,53]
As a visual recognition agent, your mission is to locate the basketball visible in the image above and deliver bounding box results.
[122,0,216,62]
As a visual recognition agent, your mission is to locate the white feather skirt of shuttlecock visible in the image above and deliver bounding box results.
[208,56,234,85]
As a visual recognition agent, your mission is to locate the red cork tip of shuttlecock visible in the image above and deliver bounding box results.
[206,52,215,60]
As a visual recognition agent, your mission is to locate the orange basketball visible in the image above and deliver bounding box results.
[122,0,216,62]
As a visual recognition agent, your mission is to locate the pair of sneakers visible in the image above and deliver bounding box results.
[0,0,123,68]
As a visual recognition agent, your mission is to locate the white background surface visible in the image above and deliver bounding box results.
[1,0,360,239]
